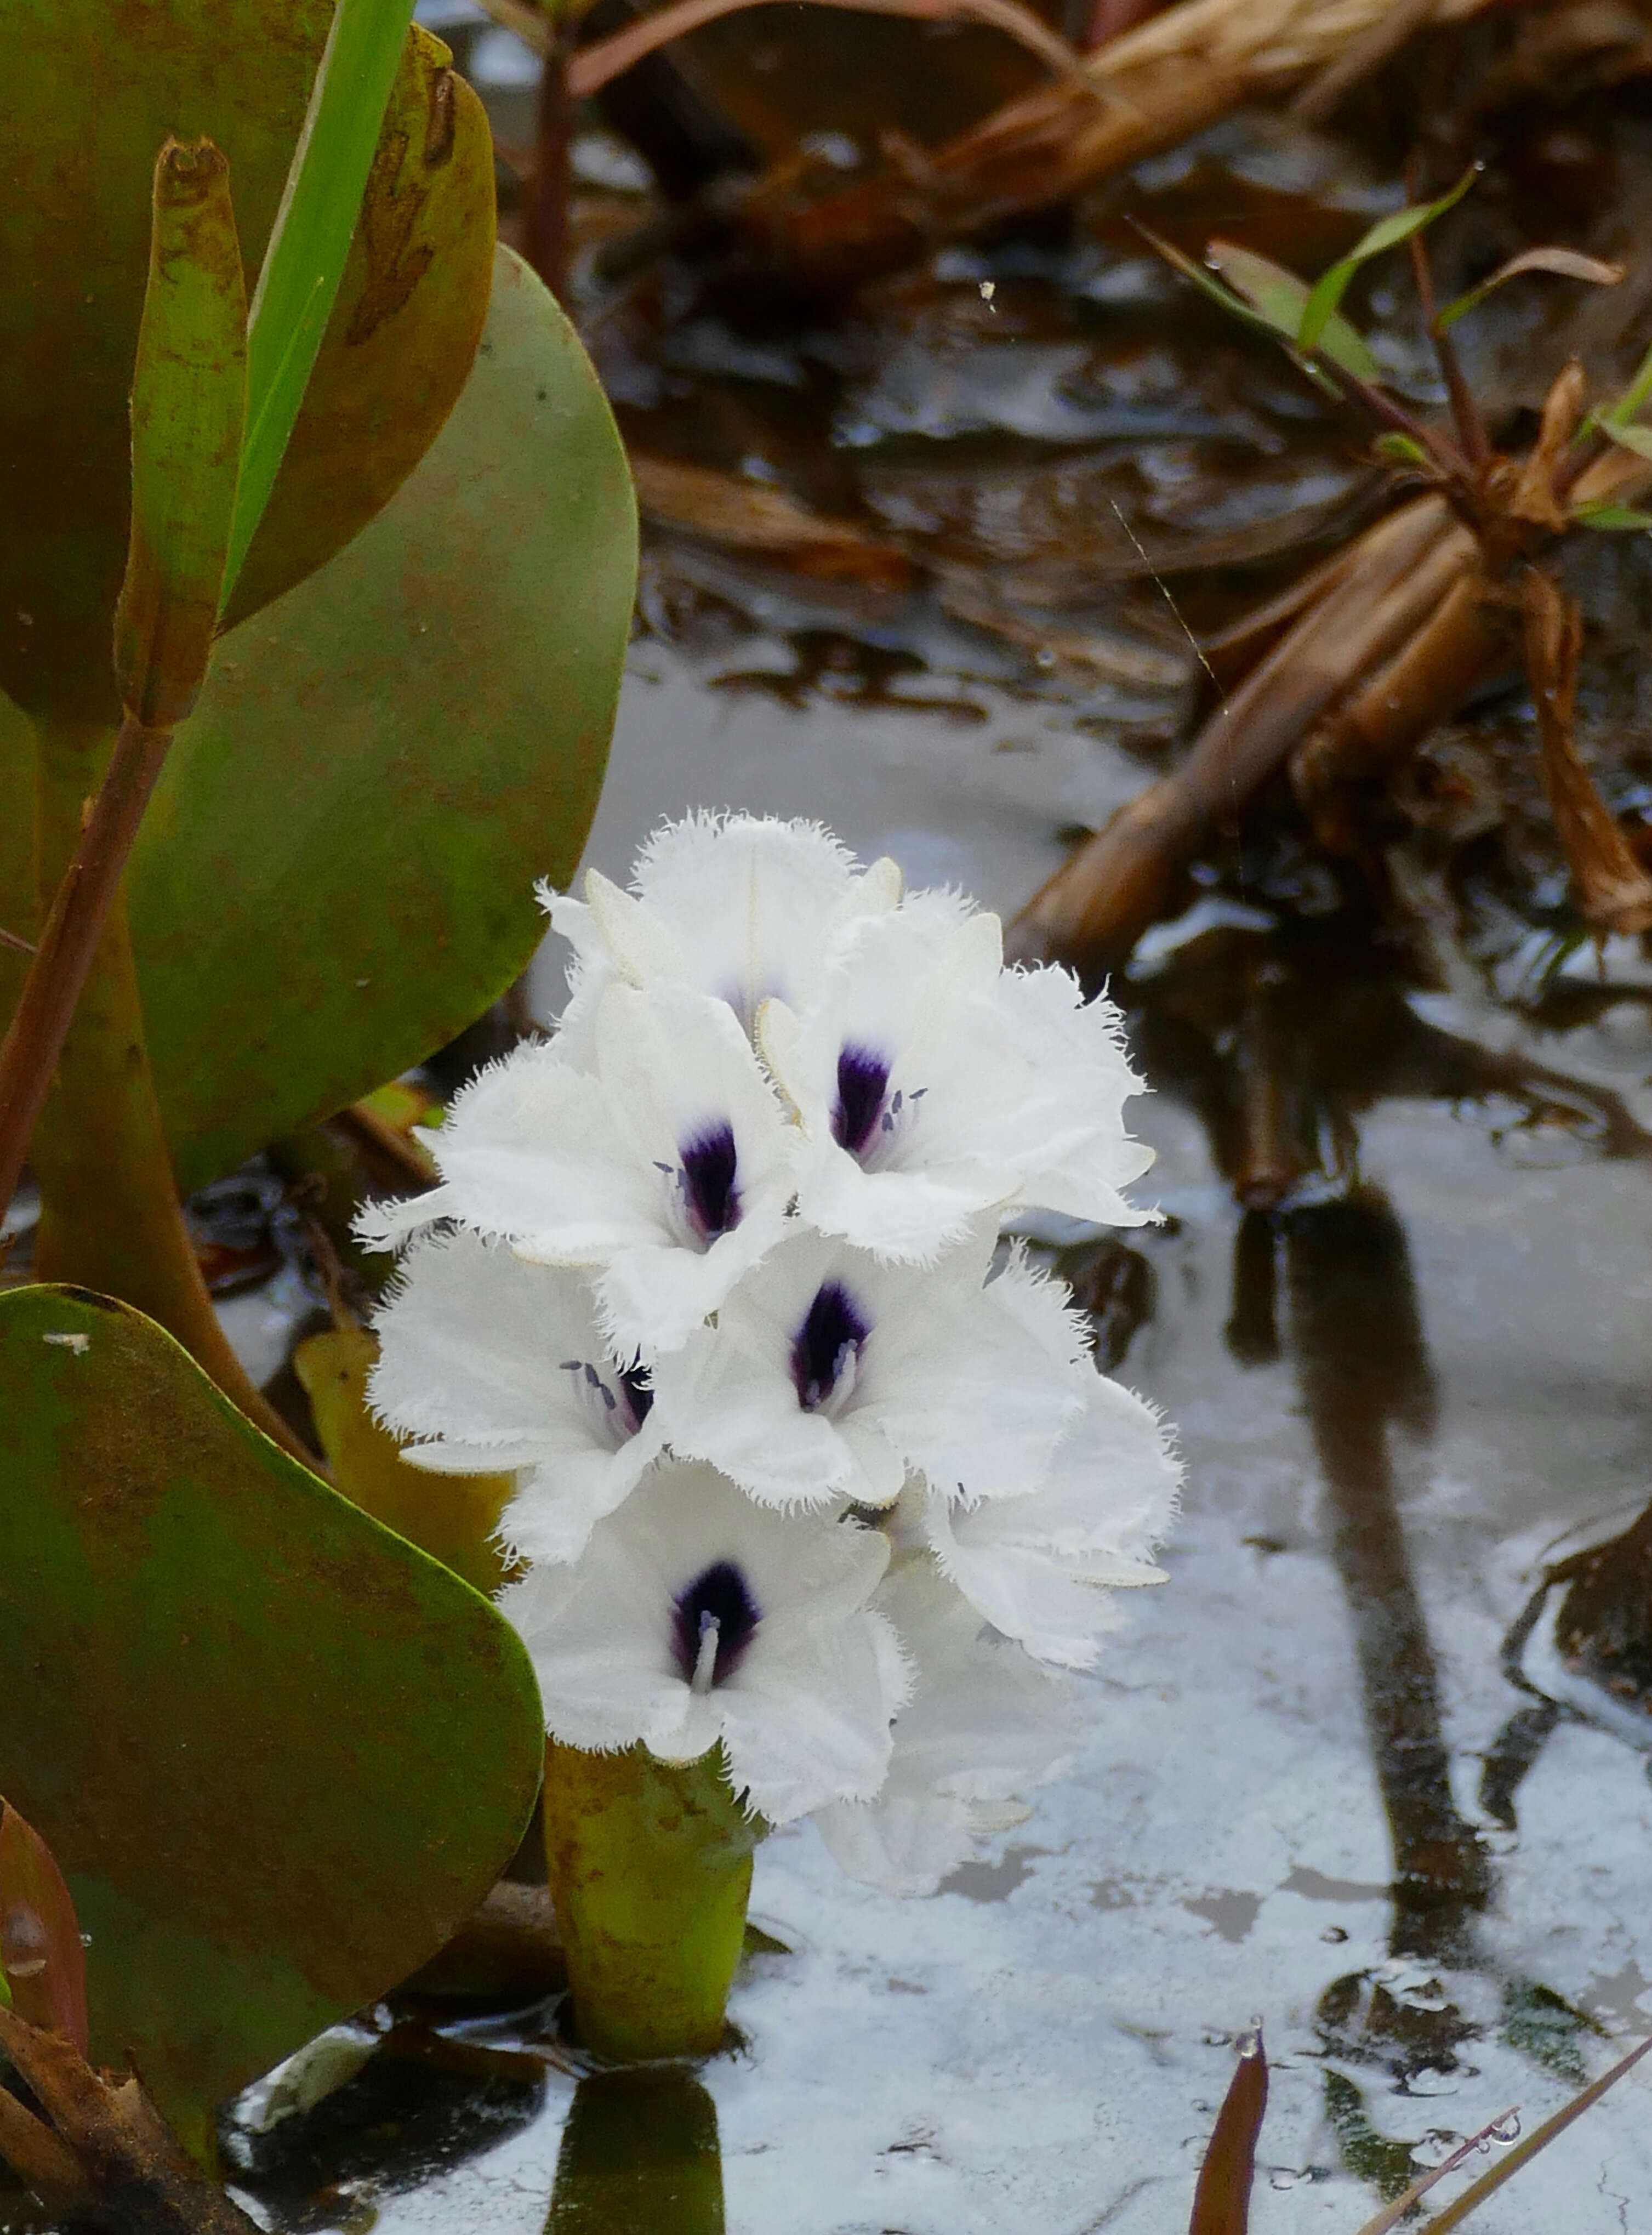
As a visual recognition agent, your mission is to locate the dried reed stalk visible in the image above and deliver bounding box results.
[741,0,1503,288]
[1007,445,1652,972]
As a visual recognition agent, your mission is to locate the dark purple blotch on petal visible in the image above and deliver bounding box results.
[677,1123,742,1241]
[791,1280,870,1411]
[671,1560,761,1686]
[832,1045,890,1159]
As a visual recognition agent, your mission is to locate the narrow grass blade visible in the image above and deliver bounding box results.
[1434,247,1621,333]
[223,0,418,603]
[114,139,247,729]
[1421,2033,1652,2234]
[1206,242,1380,382]
[1188,2027,1267,2235]
[1297,167,1479,355]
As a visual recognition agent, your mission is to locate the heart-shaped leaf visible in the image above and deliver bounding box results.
[127,246,636,1193]
[0,1,493,723]
[0,1283,544,2133]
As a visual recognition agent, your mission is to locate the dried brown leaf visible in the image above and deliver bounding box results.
[1188,2027,1267,2234]
[1521,567,1652,936]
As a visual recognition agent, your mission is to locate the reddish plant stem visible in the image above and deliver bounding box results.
[523,22,574,302]
[0,714,170,1220]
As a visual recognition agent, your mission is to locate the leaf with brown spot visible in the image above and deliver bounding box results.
[0,1283,544,2140]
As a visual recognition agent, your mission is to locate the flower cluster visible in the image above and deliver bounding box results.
[363,815,1180,1893]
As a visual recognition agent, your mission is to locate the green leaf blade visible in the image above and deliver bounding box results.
[1206,241,1380,382]
[223,0,420,603]
[1297,166,1480,354]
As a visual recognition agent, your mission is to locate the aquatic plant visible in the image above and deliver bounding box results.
[365,813,1181,2054]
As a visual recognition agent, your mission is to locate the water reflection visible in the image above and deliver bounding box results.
[545,2069,724,2235]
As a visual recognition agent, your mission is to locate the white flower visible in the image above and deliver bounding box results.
[500,1463,909,1823]
[367,1230,666,1567]
[922,1367,1180,1669]
[544,811,903,1059]
[358,981,795,1356]
[814,1561,1083,1896]
[651,1227,1090,1511]
[759,901,1155,1262]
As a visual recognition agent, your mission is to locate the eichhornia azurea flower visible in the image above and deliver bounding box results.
[362,811,1181,1893]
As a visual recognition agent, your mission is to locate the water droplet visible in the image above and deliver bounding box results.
[1321,1925,1349,1944]
[1489,2113,1522,2146]
[1269,2170,1301,2191]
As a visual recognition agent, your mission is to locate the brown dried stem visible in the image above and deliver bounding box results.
[0,714,170,1220]
[1520,566,1652,936]
[565,0,1097,101]
[1005,496,1474,968]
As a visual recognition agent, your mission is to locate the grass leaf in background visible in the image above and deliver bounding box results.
[1205,241,1381,382]
[127,248,636,1192]
[1433,246,1622,333]
[223,0,418,605]
[0,1283,545,2140]
[1187,2028,1267,2235]
[114,140,248,731]
[0,1802,90,2055]
[1297,166,1479,355]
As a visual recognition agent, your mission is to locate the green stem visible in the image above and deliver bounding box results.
[25,716,311,1461]
[544,1742,760,2062]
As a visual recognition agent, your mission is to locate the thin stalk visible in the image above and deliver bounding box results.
[1409,226,1488,472]
[1419,2033,1652,2233]
[523,21,575,301]
[16,716,313,1463]
[0,715,170,1218]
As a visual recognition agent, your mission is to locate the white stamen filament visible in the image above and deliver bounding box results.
[691,1611,721,1694]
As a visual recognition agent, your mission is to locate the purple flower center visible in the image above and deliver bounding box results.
[560,1356,653,1438]
[833,1045,890,1158]
[671,1560,761,1688]
[792,1280,870,1412]
[677,1123,741,1242]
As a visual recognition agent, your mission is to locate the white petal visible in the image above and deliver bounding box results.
[814,1561,1081,1895]
[928,1371,1181,1667]
[500,1463,901,1823]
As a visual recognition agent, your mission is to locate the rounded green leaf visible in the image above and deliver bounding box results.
[0,1282,544,2129]
[128,247,637,1195]
[0,2,494,723]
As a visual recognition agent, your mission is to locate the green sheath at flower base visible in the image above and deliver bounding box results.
[544,1742,762,2063]
[113,140,247,731]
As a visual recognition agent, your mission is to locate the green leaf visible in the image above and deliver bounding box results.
[1297,166,1480,355]
[224,0,419,606]
[0,1282,544,2134]
[1572,500,1652,532]
[1205,241,1380,382]
[0,1,492,726]
[114,141,248,731]
[126,248,636,1193]
[1604,337,1652,430]
[0,1800,90,2055]
[1596,418,1652,464]
[1434,246,1622,333]
[1374,431,1432,468]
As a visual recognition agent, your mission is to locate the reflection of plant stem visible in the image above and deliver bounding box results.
[14,717,310,1462]
[1283,1195,1489,1946]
